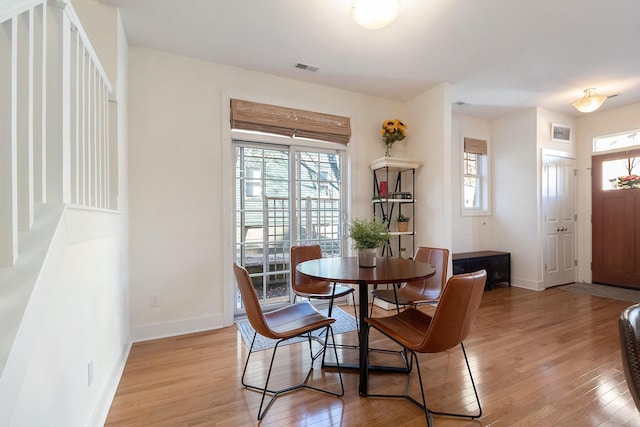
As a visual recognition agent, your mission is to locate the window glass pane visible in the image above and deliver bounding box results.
[296,151,343,254]
[602,157,640,190]
[594,131,640,153]
[464,177,480,208]
[464,152,478,175]
[235,146,290,310]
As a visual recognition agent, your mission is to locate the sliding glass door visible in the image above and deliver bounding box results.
[234,142,345,314]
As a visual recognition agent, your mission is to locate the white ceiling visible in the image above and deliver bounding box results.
[100,0,640,120]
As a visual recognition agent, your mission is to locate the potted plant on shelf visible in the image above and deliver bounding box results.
[348,217,390,267]
[396,213,410,232]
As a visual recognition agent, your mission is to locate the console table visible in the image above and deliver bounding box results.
[452,251,510,290]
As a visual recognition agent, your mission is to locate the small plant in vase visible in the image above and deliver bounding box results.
[348,217,390,267]
[396,213,410,232]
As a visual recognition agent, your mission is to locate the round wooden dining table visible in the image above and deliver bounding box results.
[296,256,436,395]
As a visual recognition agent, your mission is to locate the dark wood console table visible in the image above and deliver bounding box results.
[452,251,510,289]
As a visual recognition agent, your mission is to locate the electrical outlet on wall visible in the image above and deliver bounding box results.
[150,293,160,307]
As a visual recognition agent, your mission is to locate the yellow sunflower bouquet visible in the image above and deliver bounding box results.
[381,119,407,156]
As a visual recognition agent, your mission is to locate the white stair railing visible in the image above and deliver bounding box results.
[0,0,116,267]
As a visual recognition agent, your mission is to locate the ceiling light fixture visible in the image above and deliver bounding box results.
[351,0,400,30]
[572,88,608,113]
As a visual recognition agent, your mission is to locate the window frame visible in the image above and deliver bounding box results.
[232,132,348,316]
[461,137,491,217]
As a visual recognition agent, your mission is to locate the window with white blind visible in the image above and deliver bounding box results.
[462,137,490,215]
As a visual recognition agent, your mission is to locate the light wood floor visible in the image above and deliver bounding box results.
[105,286,640,426]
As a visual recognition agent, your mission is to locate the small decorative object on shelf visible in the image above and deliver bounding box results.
[396,214,409,232]
[379,180,388,196]
[390,192,412,199]
[348,217,390,267]
[381,119,407,157]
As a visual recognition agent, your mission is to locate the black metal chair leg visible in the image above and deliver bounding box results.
[427,342,482,419]
[365,342,480,424]
[389,282,399,314]
[242,328,344,421]
[352,293,359,336]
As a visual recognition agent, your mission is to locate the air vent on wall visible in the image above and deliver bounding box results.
[295,63,319,72]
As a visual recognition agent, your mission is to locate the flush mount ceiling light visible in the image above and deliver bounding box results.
[572,88,608,113]
[351,0,400,30]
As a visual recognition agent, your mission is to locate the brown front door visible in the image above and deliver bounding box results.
[592,149,640,288]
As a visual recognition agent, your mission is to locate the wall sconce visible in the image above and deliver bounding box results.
[351,0,400,30]
[572,88,608,113]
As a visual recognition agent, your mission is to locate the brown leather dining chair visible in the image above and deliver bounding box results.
[619,303,640,411]
[290,245,358,327]
[370,246,449,315]
[233,262,344,421]
[365,270,486,426]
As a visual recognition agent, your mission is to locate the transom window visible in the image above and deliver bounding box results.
[593,130,640,153]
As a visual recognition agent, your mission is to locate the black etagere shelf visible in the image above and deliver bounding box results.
[369,157,423,258]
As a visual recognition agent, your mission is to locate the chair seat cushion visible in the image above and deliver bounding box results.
[372,286,440,306]
[294,282,355,299]
[365,308,432,351]
[263,301,335,339]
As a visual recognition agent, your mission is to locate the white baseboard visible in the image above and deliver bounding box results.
[132,314,225,343]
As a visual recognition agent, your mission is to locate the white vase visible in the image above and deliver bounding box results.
[358,248,377,267]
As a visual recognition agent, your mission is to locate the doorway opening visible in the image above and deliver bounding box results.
[234,142,346,315]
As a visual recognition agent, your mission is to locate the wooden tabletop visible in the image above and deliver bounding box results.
[296,256,436,284]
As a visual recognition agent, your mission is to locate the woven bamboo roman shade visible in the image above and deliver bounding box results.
[230,99,351,145]
[464,137,487,155]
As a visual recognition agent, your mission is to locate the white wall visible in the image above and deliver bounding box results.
[575,102,640,283]
[127,46,446,337]
[405,84,453,252]
[9,210,128,426]
[491,109,540,289]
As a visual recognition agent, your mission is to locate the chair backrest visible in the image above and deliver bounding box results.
[619,304,640,410]
[410,246,449,295]
[418,270,486,353]
[290,245,323,289]
[233,262,274,338]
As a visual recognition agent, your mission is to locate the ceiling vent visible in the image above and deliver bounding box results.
[295,63,319,72]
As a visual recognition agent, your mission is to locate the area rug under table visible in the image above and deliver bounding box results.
[558,282,640,303]
[236,305,358,352]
